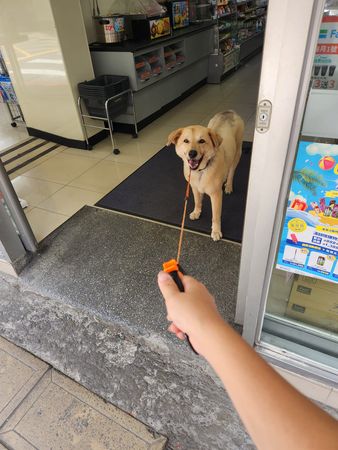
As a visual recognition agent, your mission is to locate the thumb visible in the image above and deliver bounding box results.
[157,271,180,299]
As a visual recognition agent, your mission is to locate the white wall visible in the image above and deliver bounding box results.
[0,0,96,142]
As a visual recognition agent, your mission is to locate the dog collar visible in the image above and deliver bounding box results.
[198,157,213,172]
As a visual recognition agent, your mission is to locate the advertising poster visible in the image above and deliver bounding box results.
[312,16,338,90]
[276,141,338,284]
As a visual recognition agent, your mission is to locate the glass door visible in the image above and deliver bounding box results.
[238,0,338,380]
[263,3,338,371]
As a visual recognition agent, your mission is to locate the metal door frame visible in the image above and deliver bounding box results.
[236,0,326,346]
[0,158,37,269]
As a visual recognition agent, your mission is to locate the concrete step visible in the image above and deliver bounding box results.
[0,206,252,449]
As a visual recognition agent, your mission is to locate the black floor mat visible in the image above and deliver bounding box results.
[96,142,252,242]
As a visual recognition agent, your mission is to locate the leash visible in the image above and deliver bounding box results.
[176,169,191,264]
[162,168,198,355]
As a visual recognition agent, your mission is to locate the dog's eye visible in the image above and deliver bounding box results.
[198,139,206,144]
[183,139,189,143]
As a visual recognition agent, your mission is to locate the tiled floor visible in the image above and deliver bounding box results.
[1,55,261,242]
[0,336,166,449]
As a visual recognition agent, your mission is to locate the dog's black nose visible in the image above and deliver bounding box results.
[189,150,198,159]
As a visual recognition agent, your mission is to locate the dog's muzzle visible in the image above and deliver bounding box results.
[187,150,203,170]
[188,158,202,170]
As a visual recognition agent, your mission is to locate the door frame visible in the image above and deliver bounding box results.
[236,0,326,344]
[0,158,37,270]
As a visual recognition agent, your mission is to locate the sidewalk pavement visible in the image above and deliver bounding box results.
[0,336,167,450]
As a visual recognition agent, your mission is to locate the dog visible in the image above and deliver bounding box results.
[167,110,244,241]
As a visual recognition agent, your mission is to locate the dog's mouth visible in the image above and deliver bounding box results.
[188,157,203,170]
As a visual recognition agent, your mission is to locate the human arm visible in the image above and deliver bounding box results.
[157,271,338,450]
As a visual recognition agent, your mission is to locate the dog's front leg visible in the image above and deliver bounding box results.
[190,186,203,220]
[210,190,223,241]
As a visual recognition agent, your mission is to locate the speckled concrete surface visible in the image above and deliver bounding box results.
[18,206,241,332]
[0,207,252,449]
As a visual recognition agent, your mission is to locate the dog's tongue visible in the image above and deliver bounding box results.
[189,159,199,170]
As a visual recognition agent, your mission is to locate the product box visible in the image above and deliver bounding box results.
[286,275,338,332]
[166,1,189,30]
[131,16,171,40]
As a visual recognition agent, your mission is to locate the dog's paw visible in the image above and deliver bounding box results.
[224,184,233,194]
[211,230,223,241]
[189,210,201,220]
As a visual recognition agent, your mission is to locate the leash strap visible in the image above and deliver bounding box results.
[176,169,191,264]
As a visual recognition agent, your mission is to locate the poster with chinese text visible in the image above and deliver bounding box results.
[313,16,338,90]
[276,141,338,283]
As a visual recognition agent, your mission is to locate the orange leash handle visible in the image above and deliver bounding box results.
[163,259,198,355]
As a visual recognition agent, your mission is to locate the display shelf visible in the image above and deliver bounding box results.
[238,30,264,44]
[218,11,237,18]
[208,0,267,83]
[134,48,164,84]
[241,11,266,21]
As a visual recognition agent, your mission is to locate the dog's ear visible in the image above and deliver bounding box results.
[167,128,183,147]
[208,129,223,148]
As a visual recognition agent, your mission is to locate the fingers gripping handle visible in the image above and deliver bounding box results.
[169,270,184,292]
[163,260,198,355]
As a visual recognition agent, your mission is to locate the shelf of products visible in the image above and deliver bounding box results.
[209,0,268,82]
[135,48,163,83]
[236,0,266,44]
[133,41,186,86]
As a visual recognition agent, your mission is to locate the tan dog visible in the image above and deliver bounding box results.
[167,110,244,241]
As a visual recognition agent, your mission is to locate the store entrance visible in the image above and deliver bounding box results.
[0,0,267,252]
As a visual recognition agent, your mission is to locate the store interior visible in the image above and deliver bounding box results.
[0,0,264,241]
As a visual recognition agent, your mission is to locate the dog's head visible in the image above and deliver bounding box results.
[167,125,222,171]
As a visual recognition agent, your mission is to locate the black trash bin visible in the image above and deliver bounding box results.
[78,75,130,119]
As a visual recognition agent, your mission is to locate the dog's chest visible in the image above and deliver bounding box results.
[190,170,217,194]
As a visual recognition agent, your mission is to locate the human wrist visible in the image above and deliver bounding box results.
[191,314,228,356]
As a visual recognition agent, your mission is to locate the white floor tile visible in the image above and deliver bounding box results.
[62,144,112,160]
[38,186,102,216]
[105,139,162,165]
[23,153,99,184]
[11,176,63,207]
[25,208,69,242]
[69,160,138,194]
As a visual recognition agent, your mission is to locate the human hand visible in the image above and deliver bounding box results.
[157,271,223,355]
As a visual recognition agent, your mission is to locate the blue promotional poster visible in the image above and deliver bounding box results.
[276,141,338,284]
